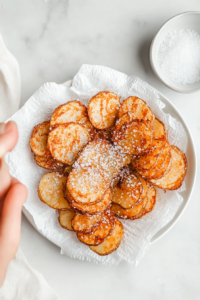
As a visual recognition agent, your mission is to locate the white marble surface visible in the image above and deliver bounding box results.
[1,0,200,299]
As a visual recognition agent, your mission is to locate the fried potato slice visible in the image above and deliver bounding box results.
[149,146,187,190]
[135,185,156,219]
[136,140,170,178]
[153,118,166,139]
[120,172,143,194]
[118,97,146,118]
[66,187,112,215]
[67,167,107,204]
[150,148,172,180]
[76,139,123,183]
[89,219,123,255]
[111,198,144,219]
[118,96,154,123]
[47,123,90,165]
[88,91,120,129]
[112,185,141,209]
[119,152,133,167]
[50,100,88,127]
[30,121,51,157]
[35,155,65,171]
[132,139,163,170]
[111,175,120,188]
[59,210,76,231]
[77,214,115,246]
[112,119,153,155]
[77,215,115,246]
[135,195,149,219]
[72,213,105,233]
[144,186,156,214]
[114,112,134,131]
[133,172,148,201]
[38,172,70,209]
[112,173,142,208]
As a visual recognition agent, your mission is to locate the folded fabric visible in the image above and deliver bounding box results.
[0,248,59,300]
[0,34,59,300]
[0,34,21,122]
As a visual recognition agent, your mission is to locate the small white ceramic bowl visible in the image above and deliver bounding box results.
[150,11,200,93]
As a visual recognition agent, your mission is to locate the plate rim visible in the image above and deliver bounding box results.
[23,79,197,246]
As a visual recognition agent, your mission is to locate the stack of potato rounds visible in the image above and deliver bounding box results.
[30,92,187,256]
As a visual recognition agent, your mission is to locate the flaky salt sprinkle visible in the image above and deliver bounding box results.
[158,29,200,84]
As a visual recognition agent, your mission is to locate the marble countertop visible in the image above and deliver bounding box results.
[1,0,200,299]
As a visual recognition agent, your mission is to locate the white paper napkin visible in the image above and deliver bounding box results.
[6,64,188,266]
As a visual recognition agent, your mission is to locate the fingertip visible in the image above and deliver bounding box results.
[10,177,28,203]
[5,121,18,145]
[5,121,18,133]
[0,121,18,157]
[12,182,28,204]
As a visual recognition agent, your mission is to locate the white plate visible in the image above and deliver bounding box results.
[23,79,196,245]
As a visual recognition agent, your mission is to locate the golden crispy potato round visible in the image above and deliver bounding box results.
[112,119,153,155]
[150,148,172,180]
[72,212,107,233]
[132,139,163,170]
[59,210,76,231]
[111,175,120,188]
[111,196,146,219]
[149,146,187,190]
[50,100,88,127]
[88,91,120,129]
[112,172,143,209]
[133,185,156,219]
[47,123,90,165]
[119,152,133,167]
[120,172,143,193]
[136,140,170,178]
[143,186,156,214]
[77,215,115,246]
[76,139,123,183]
[118,96,146,118]
[65,187,112,215]
[89,219,123,256]
[153,118,167,140]
[135,173,148,200]
[38,172,70,209]
[118,96,154,123]
[114,112,134,131]
[67,167,107,204]
[30,121,51,157]
[112,185,141,209]
[135,195,149,219]
[35,155,64,171]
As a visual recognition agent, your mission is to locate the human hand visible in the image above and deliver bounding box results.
[0,121,28,287]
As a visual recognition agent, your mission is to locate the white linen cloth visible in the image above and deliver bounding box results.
[0,35,58,300]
